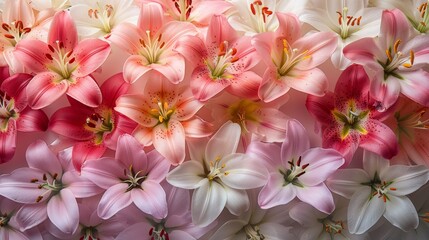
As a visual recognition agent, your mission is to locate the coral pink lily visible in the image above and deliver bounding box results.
[14,10,111,109]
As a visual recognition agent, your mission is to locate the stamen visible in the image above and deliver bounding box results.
[385,49,392,62]
[36,196,43,202]
[393,39,401,53]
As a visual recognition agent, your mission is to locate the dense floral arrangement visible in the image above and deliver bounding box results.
[1,0,429,239]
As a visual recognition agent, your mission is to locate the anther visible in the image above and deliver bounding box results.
[30,178,38,183]
[394,39,401,53]
[52,173,58,180]
[45,54,53,60]
[36,196,43,202]
[2,23,10,31]
[302,163,310,169]
[297,156,302,166]
[4,34,14,39]
[43,174,47,181]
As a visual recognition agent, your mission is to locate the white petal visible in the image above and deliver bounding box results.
[191,181,227,227]
[221,154,268,189]
[289,202,324,226]
[348,187,385,234]
[362,150,390,180]
[259,222,294,240]
[225,187,249,216]
[166,161,206,189]
[326,169,370,198]
[209,220,247,240]
[384,165,429,196]
[205,122,241,163]
[384,195,419,231]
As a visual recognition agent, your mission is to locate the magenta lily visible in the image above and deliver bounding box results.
[344,9,429,109]
[14,10,111,109]
[81,134,171,220]
[0,68,49,163]
[115,76,212,165]
[109,2,197,84]
[252,12,337,102]
[0,140,102,234]
[49,73,137,171]
[176,14,261,101]
[306,64,398,165]
[247,119,344,214]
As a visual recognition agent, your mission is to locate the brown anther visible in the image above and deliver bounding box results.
[351,18,357,26]
[48,44,55,53]
[52,173,58,180]
[159,42,165,49]
[68,58,76,64]
[302,163,310,169]
[224,171,230,176]
[421,21,427,27]
[148,227,153,236]
[188,0,193,6]
[288,160,294,166]
[139,39,146,47]
[337,11,343,25]
[30,178,38,183]
[389,187,397,191]
[157,34,163,42]
[22,27,31,34]
[59,41,64,49]
[2,23,10,31]
[38,185,43,189]
[45,54,54,61]
[347,16,353,25]
[297,156,302,166]
[393,39,401,53]
[357,16,362,25]
[93,9,99,19]
[4,34,14,39]
[383,195,387,202]
[86,121,96,128]
[218,42,226,56]
[410,50,414,65]
[372,191,378,197]
[296,171,306,178]
[174,2,181,13]
[88,9,94,18]
[36,196,43,202]
[43,174,47,181]
[250,3,256,15]
[66,50,74,58]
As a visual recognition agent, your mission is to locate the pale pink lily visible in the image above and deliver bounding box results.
[344,9,429,109]
[300,0,382,69]
[14,10,111,109]
[0,68,49,163]
[167,122,268,227]
[109,2,197,84]
[326,150,429,234]
[247,119,344,214]
[115,181,214,240]
[69,0,139,38]
[252,12,337,102]
[227,0,308,35]
[115,76,212,165]
[81,134,171,220]
[176,14,261,101]
[0,141,102,234]
[138,0,232,27]
[209,93,288,148]
[49,73,137,171]
[306,64,398,165]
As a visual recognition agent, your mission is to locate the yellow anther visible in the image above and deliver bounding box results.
[151,109,159,113]
[164,102,169,110]
[410,50,415,65]
[283,39,289,54]
[394,39,401,53]
[221,163,226,168]
[159,116,164,123]
[385,49,393,62]
[224,171,230,176]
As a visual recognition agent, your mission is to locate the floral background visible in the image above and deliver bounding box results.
[0,0,429,239]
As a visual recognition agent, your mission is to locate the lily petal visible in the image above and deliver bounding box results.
[192,181,226,227]
[26,72,68,109]
[73,39,111,77]
[132,181,167,219]
[281,119,310,164]
[97,183,132,219]
[47,188,79,234]
[0,121,16,164]
[15,108,49,132]
[26,140,62,174]
[66,75,102,108]
[153,120,186,165]
[224,187,249,216]
[296,183,335,214]
[48,11,77,51]
[384,195,419,231]
[258,173,296,209]
[205,122,240,163]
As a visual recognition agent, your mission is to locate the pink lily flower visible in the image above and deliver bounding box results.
[0,140,102,234]
[247,119,344,214]
[108,2,197,84]
[306,64,398,165]
[115,76,212,165]
[81,134,171,220]
[137,0,232,27]
[252,12,337,102]
[344,9,429,109]
[49,73,137,171]
[176,14,262,101]
[14,10,111,109]
[0,68,49,163]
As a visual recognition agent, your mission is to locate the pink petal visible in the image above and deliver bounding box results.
[399,70,429,107]
[3,0,35,27]
[16,108,48,132]
[132,181,167,219]
[14,39,51,73]
[73,39,111,77]
[115,134,147,171]
[47,188,79,234]
[152,54,186,84]
[251,32,277,68]
[246,141,282,171]
[115,94,158,127]
[258,173,296,209]
[123,55,152,84]
[283,68,328,96]
[256,108,288,142]
[191,66,230,101]
[48,11,77,51]
[72,141,106,171]
[81,157,125,189]
[100,73,130,107]
[182,117,213,138]
[15,204,47,231]
[109,23,142,55]
[175,89,204,121]
[146,149,170,182]
[275,13,301,44]
[26,72,68,109]
[66,75,102,108]
[49,106,94,141]
[159,21,197,49]
[104,113,137,149]
[61,171,103,198]
[0,168,46,203]
[379,9,410,50]
[153,120,186,165]
[97,183,132,219]
[26,140,62,174]
[343,37,383,69]
[296,184,335,214]
[359,119,398,159]
[137,2,164,33]
[0,121,16,164]
[227,71,261,99]
[370,71,401,110]
[293,32,337,70]
[305,92,336,126]
[175,35,207,65]
[281,119,310,164]
[258,68,290,102]
[189,1,232,26]
[133,126,154,146]
[322,126,360,166]
[0,73,32,107]
[334,64,370,106]
[206,14,238,50]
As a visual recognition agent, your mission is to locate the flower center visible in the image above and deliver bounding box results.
[381,39,414,80]
[84,110,114,145]
[205,41,239,79]
[151,98,175,124]
[416,1,429,33]
[362,172,396,203]
[227,100,260,133]
[138,31,166,64]
[332,100,369,140]
[323,219,345,235]
[87,2,115,33]
[336,7,362,39]
[2,21,31,46]
[279,156,309,187]
[244,224,265,240]
[0,93,19,132]
[80,226,98,240]
[249,0,273,33]
[0,212,10,227]
[30,173,63,203]
[207,156,229,181]
[173,0,193,21]
[45,41,77,81]
[122,165,146,192]
[148,225,169,240]
[276,39,311,77]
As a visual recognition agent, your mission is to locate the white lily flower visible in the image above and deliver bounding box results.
[300,0,382,69]
[327,150,429,234]
[227,0,308,35]
[166,121,268,227]
[69,0,139,38]
[372,0,429,33]
[30,0,70,11]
